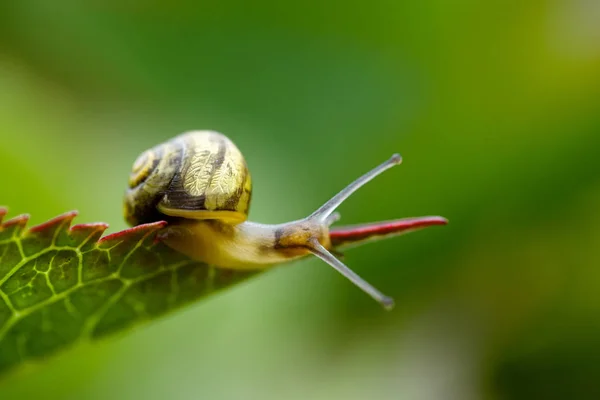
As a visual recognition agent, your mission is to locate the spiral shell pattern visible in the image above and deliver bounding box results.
[124,131,252,226]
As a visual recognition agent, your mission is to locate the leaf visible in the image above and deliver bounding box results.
[0,207,257,377]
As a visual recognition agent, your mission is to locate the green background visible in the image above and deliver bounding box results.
[1,1,599,399]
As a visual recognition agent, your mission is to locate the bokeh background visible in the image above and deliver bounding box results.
[1,1,600,399]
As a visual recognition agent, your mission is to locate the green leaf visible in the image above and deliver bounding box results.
[0,207,256,377]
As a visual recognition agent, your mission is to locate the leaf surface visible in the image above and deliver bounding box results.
[0,208,256,377]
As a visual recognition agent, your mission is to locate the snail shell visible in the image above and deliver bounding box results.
[124,130,252,226]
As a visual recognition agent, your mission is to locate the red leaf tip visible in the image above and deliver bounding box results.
[2,214,31,228]
[99,221,168,244]
[29,211,79,233]
[70,222,110,232]
[329,215,448,247]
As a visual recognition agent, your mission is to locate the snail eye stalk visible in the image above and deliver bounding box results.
[304,154,403,309]
[308,239,395,310]
[309,154,402,222]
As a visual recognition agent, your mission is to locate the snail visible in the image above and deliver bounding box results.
[124,130,447,309]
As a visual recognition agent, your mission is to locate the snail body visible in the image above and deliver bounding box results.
[124,130,447,309]
[159,218,328,270]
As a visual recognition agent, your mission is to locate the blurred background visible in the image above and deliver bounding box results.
[1,1,599,399]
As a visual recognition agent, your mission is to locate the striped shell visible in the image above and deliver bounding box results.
[124,131,252,226]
